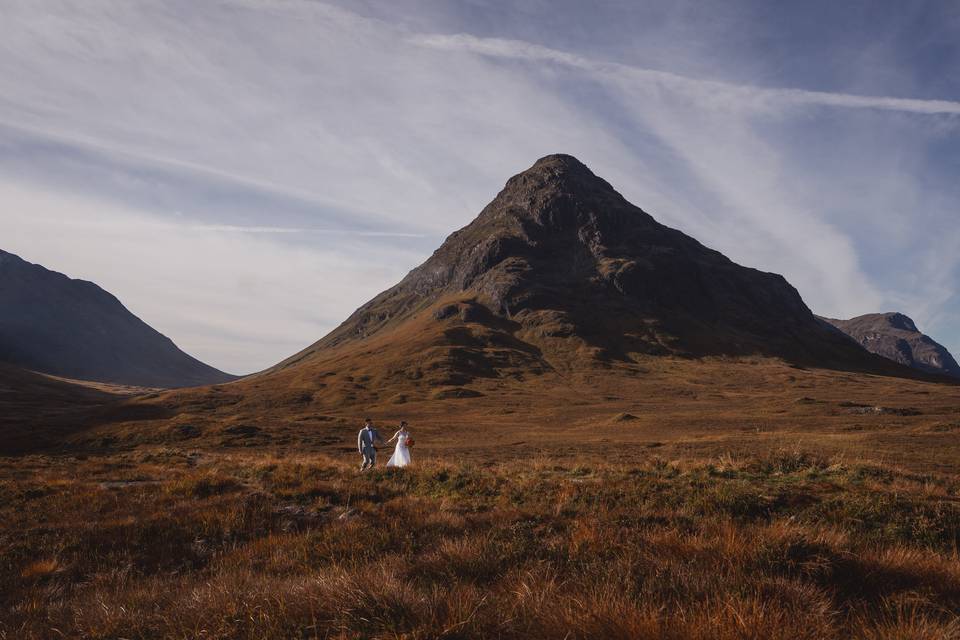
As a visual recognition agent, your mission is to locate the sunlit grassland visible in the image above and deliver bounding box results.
[2,448,959,639]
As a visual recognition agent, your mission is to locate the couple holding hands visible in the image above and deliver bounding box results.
[357,418,414,470]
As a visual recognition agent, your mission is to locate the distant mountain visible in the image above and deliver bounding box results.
[821,312,960,379]
[0,250,237,388]
[247,154,905,409]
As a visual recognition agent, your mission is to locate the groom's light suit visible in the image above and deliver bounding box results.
[357,426,382,469]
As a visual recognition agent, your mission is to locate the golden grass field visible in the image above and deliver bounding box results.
[3,357,960,638]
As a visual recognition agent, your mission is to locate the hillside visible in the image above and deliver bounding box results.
[0,250,237,388]
[0,363,136,453]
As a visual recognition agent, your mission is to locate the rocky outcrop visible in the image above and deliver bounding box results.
[821,313,960,379]
[0,250,237,387]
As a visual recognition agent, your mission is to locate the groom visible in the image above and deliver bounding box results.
[357,418,384,470]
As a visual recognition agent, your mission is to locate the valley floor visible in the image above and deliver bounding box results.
[4,359,960,638]
[2,446,960,639]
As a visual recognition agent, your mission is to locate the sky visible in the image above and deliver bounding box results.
[2,0,958,375]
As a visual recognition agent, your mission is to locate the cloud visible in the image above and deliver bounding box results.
[134,223,426,237]
[2,1,957,364]
[412,33,960,116]
[0,1,647,234]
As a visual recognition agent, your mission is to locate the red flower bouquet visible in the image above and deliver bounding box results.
[405,438,415,448]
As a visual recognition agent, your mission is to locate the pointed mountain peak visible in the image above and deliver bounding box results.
[499,153,616,198]
[274,154,897,379]
[474,153,644,239]
[528,153,593,174]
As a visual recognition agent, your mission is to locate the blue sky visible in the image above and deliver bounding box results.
[2,0,958,374]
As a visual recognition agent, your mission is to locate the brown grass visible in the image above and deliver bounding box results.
[2,447,960,639]
[22,356,956,474]
[3,355,960,636]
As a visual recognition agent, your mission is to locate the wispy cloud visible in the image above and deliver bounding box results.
[2,1,958,365]
[411,34,960,116]
[149,224,425,238]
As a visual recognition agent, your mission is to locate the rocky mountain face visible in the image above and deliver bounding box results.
[0,250,237,388]
[821,313,960,379]
[270,154,898,390]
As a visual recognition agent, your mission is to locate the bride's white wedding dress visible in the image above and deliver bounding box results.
[386,432,411,468]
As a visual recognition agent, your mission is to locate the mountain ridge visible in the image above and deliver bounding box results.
[0,249,237,388]
[821,312,960,379]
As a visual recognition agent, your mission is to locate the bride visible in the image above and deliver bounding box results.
[386,421,413,468]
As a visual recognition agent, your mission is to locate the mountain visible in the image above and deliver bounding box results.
[0,250,237,388]
[821,313,960,379]
[256,154,904,403]
[32,154,941,453]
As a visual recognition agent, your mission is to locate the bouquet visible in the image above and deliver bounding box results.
[405,438,415,448]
